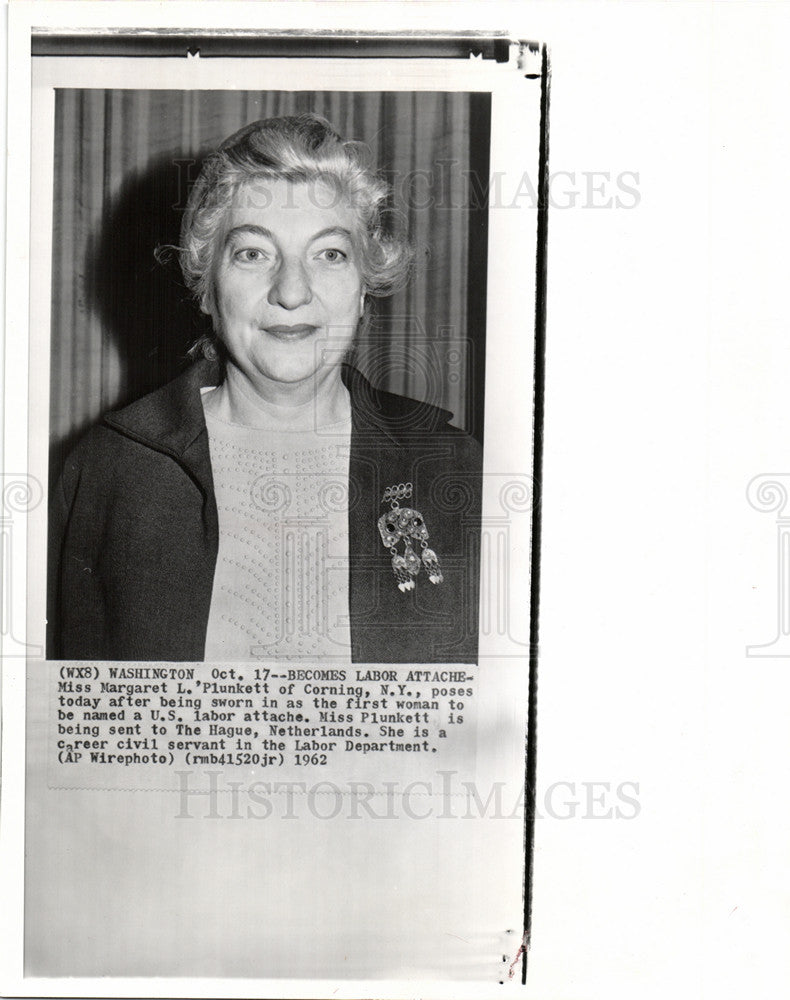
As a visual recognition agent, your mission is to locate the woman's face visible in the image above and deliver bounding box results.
[211,176,364,393]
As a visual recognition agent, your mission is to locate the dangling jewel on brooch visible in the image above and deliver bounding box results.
[378,482,443,593]
[421,546,443,584]
[390,553,414,592]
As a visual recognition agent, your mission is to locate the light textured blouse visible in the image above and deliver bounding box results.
[201,389,352,663]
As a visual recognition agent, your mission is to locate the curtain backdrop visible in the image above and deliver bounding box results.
[50,89,489,478]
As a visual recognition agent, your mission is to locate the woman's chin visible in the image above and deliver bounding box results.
[249,358,336,389]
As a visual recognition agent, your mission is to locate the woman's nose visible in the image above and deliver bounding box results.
[267,257,313,309]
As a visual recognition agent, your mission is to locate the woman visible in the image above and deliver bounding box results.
[47,114,482,663]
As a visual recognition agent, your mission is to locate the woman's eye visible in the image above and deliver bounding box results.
[317,248,347,263]
[235,248,267,263]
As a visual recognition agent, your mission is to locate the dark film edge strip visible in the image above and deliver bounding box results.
[523,40,551,987]
[32,31,513,61]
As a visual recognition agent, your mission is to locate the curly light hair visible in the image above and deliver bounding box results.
[178,113,414,358]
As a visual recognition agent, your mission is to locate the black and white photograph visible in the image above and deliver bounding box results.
[45,89,491,665]
[15,15,541,988]
[6,1,790,999]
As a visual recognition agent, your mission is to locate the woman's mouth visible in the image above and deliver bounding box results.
[263,324,318,341]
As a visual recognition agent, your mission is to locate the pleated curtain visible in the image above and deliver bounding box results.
[50,89,488,476]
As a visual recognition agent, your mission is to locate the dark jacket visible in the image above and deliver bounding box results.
[47,361,482,663]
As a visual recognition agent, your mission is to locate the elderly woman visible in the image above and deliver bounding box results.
[47,114,482,663]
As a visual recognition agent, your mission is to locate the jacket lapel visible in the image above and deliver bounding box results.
[103,358,220,500]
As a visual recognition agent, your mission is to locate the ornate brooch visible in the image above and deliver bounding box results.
[378,482,443,592]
